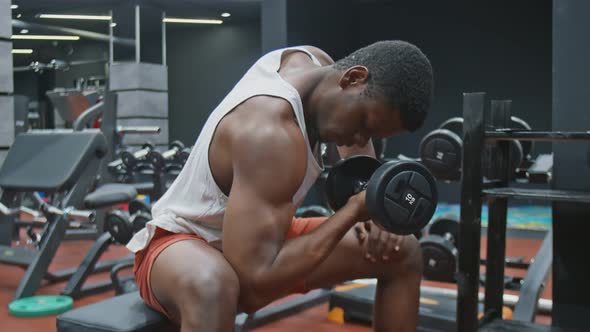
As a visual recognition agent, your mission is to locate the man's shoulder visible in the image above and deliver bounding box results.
[229,96,303,146]
[301,46,335,66]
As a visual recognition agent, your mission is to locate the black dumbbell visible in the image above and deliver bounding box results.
[120,142,156,170]
[510,116,534,164]
[105,210,134,245]
[147,141,186,171]
[106,200,152,244]
[420,117,524,181]
[177,147,191,165]
[420,213,460,282]
[325,155,438,235]
[128,199,152,232]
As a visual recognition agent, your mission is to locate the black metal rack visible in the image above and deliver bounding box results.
[457,92,590,331]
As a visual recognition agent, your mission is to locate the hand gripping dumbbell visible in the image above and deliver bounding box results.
[419,117,529,181]
[146,140,185,172]
[325,155,438,235]
[105,199,152,245]
[420,213,460,282]
[119,142,156,171]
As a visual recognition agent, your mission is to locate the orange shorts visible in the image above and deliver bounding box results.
[133,217,327,320]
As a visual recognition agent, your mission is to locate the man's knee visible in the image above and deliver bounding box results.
[383,235,423,279]
[177,264,240,306]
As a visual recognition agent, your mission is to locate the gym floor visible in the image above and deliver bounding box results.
[0,232,551,331]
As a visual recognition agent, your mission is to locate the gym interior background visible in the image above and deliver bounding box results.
[1,0,589,331]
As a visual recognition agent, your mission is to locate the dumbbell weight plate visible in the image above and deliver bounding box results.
[120,150,136,169]
[439,117,464,136]
[129,199,152,216]
[429,213,460,246]
[419,129,462,181]
[106,210,133,245]
[131,211,152,232]
[147,151,166,171]
[483,140,524,176]
[366,161,438,235]
[440,116,523,175]
[510,116,534,159]
[326,155,382,211]
[420,235,457,282]
[177,147,191,165]
[142,142,155,151]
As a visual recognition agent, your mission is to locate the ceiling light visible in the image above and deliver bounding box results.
[20,29,28,34]
[221,13,231,18]
[163,17,223,25]
[38,14,111,20]
[110,22,117,27]
[11,4,18,10]
[12,49,33,54]
[12,34,80,41]
[16,13,22,18]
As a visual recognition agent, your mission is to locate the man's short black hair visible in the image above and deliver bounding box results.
[334,40,434,132]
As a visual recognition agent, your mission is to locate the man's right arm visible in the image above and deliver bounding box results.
[221,105,366,312]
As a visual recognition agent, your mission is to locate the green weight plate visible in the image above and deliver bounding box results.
[9,295,73,317]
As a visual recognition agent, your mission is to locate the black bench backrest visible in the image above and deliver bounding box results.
[0,130,107,192]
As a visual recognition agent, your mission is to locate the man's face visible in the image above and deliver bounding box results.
[318,91,406,147]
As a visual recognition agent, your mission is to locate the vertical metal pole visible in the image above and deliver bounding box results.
[457,92,486,332]
[108,10,114,64]
[484,100,511,321]
[135,5,140,63]
[162,11,167,66]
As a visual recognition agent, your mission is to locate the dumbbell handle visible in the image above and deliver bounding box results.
[162,146,182,160]
[0,202,44,218]
[44,206,96,223]
[0,201,95,223]
[116,126,161,135]
[108,145,153,169]
[133,147,151,160]
[32,193,96,222]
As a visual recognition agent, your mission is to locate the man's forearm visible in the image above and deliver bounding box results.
[242,201,360,309]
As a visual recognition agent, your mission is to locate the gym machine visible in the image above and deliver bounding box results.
[0,131,111,300]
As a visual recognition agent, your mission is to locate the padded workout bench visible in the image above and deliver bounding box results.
[57,288,333,332]
[57,291,174,332]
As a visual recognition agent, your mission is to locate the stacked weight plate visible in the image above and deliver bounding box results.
[109,62,169,149]
[0,0,13,168]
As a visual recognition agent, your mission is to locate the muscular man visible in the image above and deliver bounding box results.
[127,40,434,331]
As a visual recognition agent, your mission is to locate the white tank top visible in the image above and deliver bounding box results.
[127,47,324,252]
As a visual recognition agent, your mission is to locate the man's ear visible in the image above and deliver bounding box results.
[339,65,369,89]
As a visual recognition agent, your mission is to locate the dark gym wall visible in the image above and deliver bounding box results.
[54,41,108,88]
[551,0,590,327]
[286,0,360,61]
[166,22,261,145]
[284,0,552,203]
[357,0,552,156]
[358,0,552,202]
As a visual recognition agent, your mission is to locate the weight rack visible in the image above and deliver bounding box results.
[458,92,590,331]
